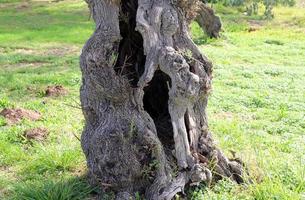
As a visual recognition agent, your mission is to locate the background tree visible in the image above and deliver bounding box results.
[195,1,222,38]
[80,0,243,199]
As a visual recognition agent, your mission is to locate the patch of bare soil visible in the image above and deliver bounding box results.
[298,0,305,8]
[44,46,80,57]
[0,108,41,124]
[15,2,31,11]
[13,48,35,55]
[24,127,48,141]
[247,20,264,32]
[214,111,254,122]
[9,46,80,57]
[45,85,68,97]
[214,111,234,120]
[4,62,47,70]
[248,20,264,27]
[248,27,259,32]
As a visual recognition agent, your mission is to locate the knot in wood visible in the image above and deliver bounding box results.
[161,8,179,36]
[160,47,200,99]
[190,164,210,186]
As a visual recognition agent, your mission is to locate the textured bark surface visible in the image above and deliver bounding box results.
[80,0,242,199]
[195,2,222,38]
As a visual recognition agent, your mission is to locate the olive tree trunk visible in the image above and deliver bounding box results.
[195,2,222,38]
[80,0,242,199]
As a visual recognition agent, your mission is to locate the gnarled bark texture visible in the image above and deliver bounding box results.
[195,2,222,38]
[80,0,242,199]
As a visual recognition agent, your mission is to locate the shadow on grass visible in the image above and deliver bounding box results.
[9,176,109,200]
[190,21,221,46]
[193,35,210,45]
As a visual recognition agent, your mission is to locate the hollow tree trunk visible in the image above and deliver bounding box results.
[80,0,242,199]
[195,2,222,38]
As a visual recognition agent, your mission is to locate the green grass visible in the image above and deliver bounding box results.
[0,0,304,199]
[10,177,96,200]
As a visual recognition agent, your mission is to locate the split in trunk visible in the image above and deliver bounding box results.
[80,0,243,199]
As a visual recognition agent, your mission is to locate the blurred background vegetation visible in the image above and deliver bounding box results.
[205,0,297,19]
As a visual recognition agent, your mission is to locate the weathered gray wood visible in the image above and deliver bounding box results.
[80,0,243,199]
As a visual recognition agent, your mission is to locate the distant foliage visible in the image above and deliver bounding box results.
[203,0,295,19]
[204,0,295,6]
[276,0,296,6]
[263,0,275,19]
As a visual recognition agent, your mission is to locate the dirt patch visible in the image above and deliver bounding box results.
[13,48,35,55]
[7,45,80,58]
[44,46,80,57]
[247,20,264,32]
[5,62,47,69]
[214,111,234,120]
[248,27,259,32]
[15,2,31,11]
[45,85,68,97]
[213,111,254,122]
[24,127,48,141]
[298,0,305,7]
[248,20,264,27]
[0,108,41,124]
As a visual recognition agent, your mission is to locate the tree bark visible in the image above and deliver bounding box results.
[195,2,222,38]
[80,0,242,199]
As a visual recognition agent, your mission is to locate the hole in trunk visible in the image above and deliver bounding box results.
[143,71,174,147]
[184,111,191,144]
[115,0,174,147]
[114,0,145,87]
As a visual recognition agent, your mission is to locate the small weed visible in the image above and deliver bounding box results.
[0,116,7,126]
[141,159,160,180]
[249,96,266,108]
[0,97,13,108]
[264,69,282,77]
[276,103,288,121]
[242,72,254,78]
[135,192,142,200]
[265,40,284,45]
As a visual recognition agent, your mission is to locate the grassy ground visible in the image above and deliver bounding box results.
[0,0,304,199]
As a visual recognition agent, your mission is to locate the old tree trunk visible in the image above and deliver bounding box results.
[80,0,243,199]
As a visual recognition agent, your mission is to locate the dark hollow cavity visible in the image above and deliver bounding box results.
[115,0,174,147]
[114,0,146,87]
[143,71,174,147]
